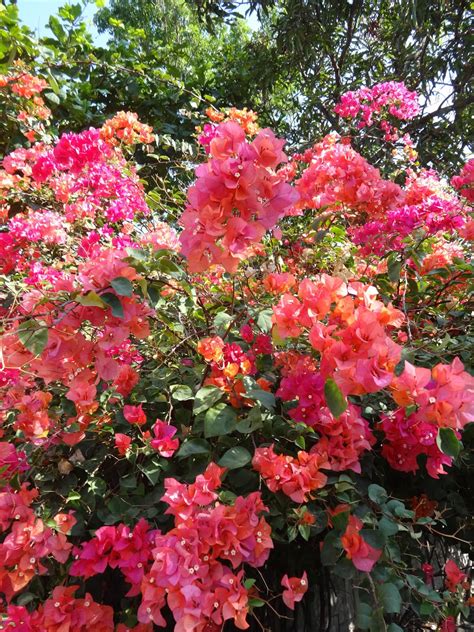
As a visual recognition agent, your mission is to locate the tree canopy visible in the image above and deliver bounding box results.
[1,0,472,171]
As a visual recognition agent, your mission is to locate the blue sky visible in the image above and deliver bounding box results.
[18,0,103,39]
[17,0,259,37]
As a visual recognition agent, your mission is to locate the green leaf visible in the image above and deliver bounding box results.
[17,320,48,355]
[16,592,36,606]
[246,388,275,410]
[87,477,107,496]
[298,523,311,540]
[295,435,305,449]
[193,385,223,415]
[204,403,237,438]
[368,484,388,505]
[170,384,193,401]
[324,378,347,417]
[360,529,385,549]
[436,427,461,458]
[248,598,265,608]
[213,311,233,335]
[66,491,81,503]
[387,625,404,632]
[379,582,401,614]
[387,252,402,283]
[138,456,162,484]
[101,293,124,318]
[156,257,183,278]
[44,90,60,105]
[386,499,414,519]
[378,516,399,537]
[355,602,372,630]
[218,446,251,469]
[177,438,210,458]
[320,531,341,566]
[237,407,263,433]
[126,247,148,261]
[419,602,434,615]
[331,509,349,531]
[370,608,387,632]
[257,308,273,332]
[242,377,275,410]
[77,291,105,308]
[111,276,133,297]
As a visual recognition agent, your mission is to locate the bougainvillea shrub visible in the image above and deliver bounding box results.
[0,71,473,631]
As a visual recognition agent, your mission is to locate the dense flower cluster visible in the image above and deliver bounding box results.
[180,120,298,271]
[270,275,401,473]
[70,518,157,595]
[0,64,51,145]
[273,274,404,395]
[294,133,403,218]
[0,115,159,447]
[252,445,328,502]
[334,81,419,141]
[197,335,273,407]
[0,484,74,601]
[1,585,115,631]
[0,70,472,631]
[100,111,154,146]
[351,195,467,257]
[381,359,474,477]
[270,272,474,480]
[199,107,259,150]
[451,158,474,202]
[137,463,273,631]
[444,559,468,593]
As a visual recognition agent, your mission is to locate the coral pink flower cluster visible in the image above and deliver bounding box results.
[0,70,48,98]
[136,463,273,631]
[1,585,115,631]
[294,133,404,218]
[180,120,298,272]
[451,158,474,202]
[444,559,468,593]
[381,359,474,478]
[0,113,169,446]
[271,275,403,474]
[0,466,272,631]
[272,274,404,396]
[252,445,329,502]
[70,518,157,596]
[140,219,182,252]
[0,484,74,601]
[198,106,259,151]
[197,335,273,408]
[271,273,474,479]
[0,67,51,146]
[277,373,375,473]
[334,81,419,141]
[100,111,154,145]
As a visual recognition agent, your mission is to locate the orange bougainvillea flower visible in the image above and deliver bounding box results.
[197,336,225,363]
[341,515,382,572]
[205,107,225,122]
[53,512,77,534]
